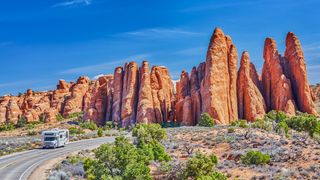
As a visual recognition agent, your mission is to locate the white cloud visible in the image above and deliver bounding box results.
[52,0,91,7]
[59,54,150,75]
[119,28,203,39]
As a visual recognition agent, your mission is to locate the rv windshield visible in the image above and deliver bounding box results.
[44,137,56,141]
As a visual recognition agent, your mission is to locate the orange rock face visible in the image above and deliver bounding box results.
[284,32,317,115]
[0,96,10,123]
[0,28,317,126]
[237,51,266,121]
[136,61,155,124]
[6,97,22,124]
[200,28,238,124]
[111,66,123,123]
[121,62,139,127]
[51,80,71,112]
[83,75,113,125]
[262,38,297,115]
[150,66,175,123]
[63,76,90,117]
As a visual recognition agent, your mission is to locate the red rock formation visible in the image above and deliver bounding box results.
[121,62,139,127]
[262,38,297,115]
[136,61,155,124]
[6,97,22,124]
[284,32,317,115]
[150,66,175,123]
[190,67,202,124]
[63,76,90,117]
[0,96,10,123]
[200,28,238,124]
[111,67,123,123]
[83,75,113,125]
[226,36,239,122]
[237,51,266,121]
[197,62,206,86]
[51,80,71,112]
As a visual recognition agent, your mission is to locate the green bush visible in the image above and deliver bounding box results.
[198,113,215,127]
[264,110,288,123]
[132,123,167,144]
[80,121,98,131]
[0,122,16,131]
[103,121,113,130]
[97,128,103,137]
[230,119,248,128]
[252,119,272,131]
[27,130,37,136]
[285,113,320,137]
[182,152,221,179]
[84,136,152,180]
[56,113,64,121]
[227,127,235,133]
[161,121,181,128]
[69,127,85,135]
[67,112,83,119]
[133,124,170,162]
[241,150,270,165]
[197,172,228,180]
[275,121,289,136]
[16,116,27,128]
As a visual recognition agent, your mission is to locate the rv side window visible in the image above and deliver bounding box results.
[60,134,63,138]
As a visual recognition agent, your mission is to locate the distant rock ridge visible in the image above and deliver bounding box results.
[0,27,317,126]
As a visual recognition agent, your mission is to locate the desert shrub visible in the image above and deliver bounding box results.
[84,136,152,180]
[47,170,70,180]
[0,122,16,131]
[227,127,235,133]
[265,110,288,123]
[252,119,272,131]
[56,113,64,122]
[69,127,85,135]
[97,128,103,137]
[103,121,113,130]
[181,152,221,179]
[16,116,27,128]
[80,121,97,131]
[27,130,38,136]
[161,121,181,128]
[241,150,270,165]
[285,113,320,137]
[198,113,215,127]
[197,172,228,180]
[275,121,289,136]
[230,119,248,128]
[67,112,83,119]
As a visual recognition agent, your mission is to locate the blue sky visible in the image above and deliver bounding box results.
[0,0,319,96]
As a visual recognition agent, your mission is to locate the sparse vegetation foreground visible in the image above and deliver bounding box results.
[48,111,320,179]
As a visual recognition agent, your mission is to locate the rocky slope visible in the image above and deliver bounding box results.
[0,27,317,127]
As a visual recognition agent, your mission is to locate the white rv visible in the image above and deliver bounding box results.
[42,129,69,149]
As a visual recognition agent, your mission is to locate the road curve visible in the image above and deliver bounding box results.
[0,136,116,180]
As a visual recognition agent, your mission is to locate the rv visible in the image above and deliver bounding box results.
[42,129,69,149]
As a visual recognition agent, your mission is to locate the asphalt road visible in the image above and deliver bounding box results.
[0,136,116,180]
